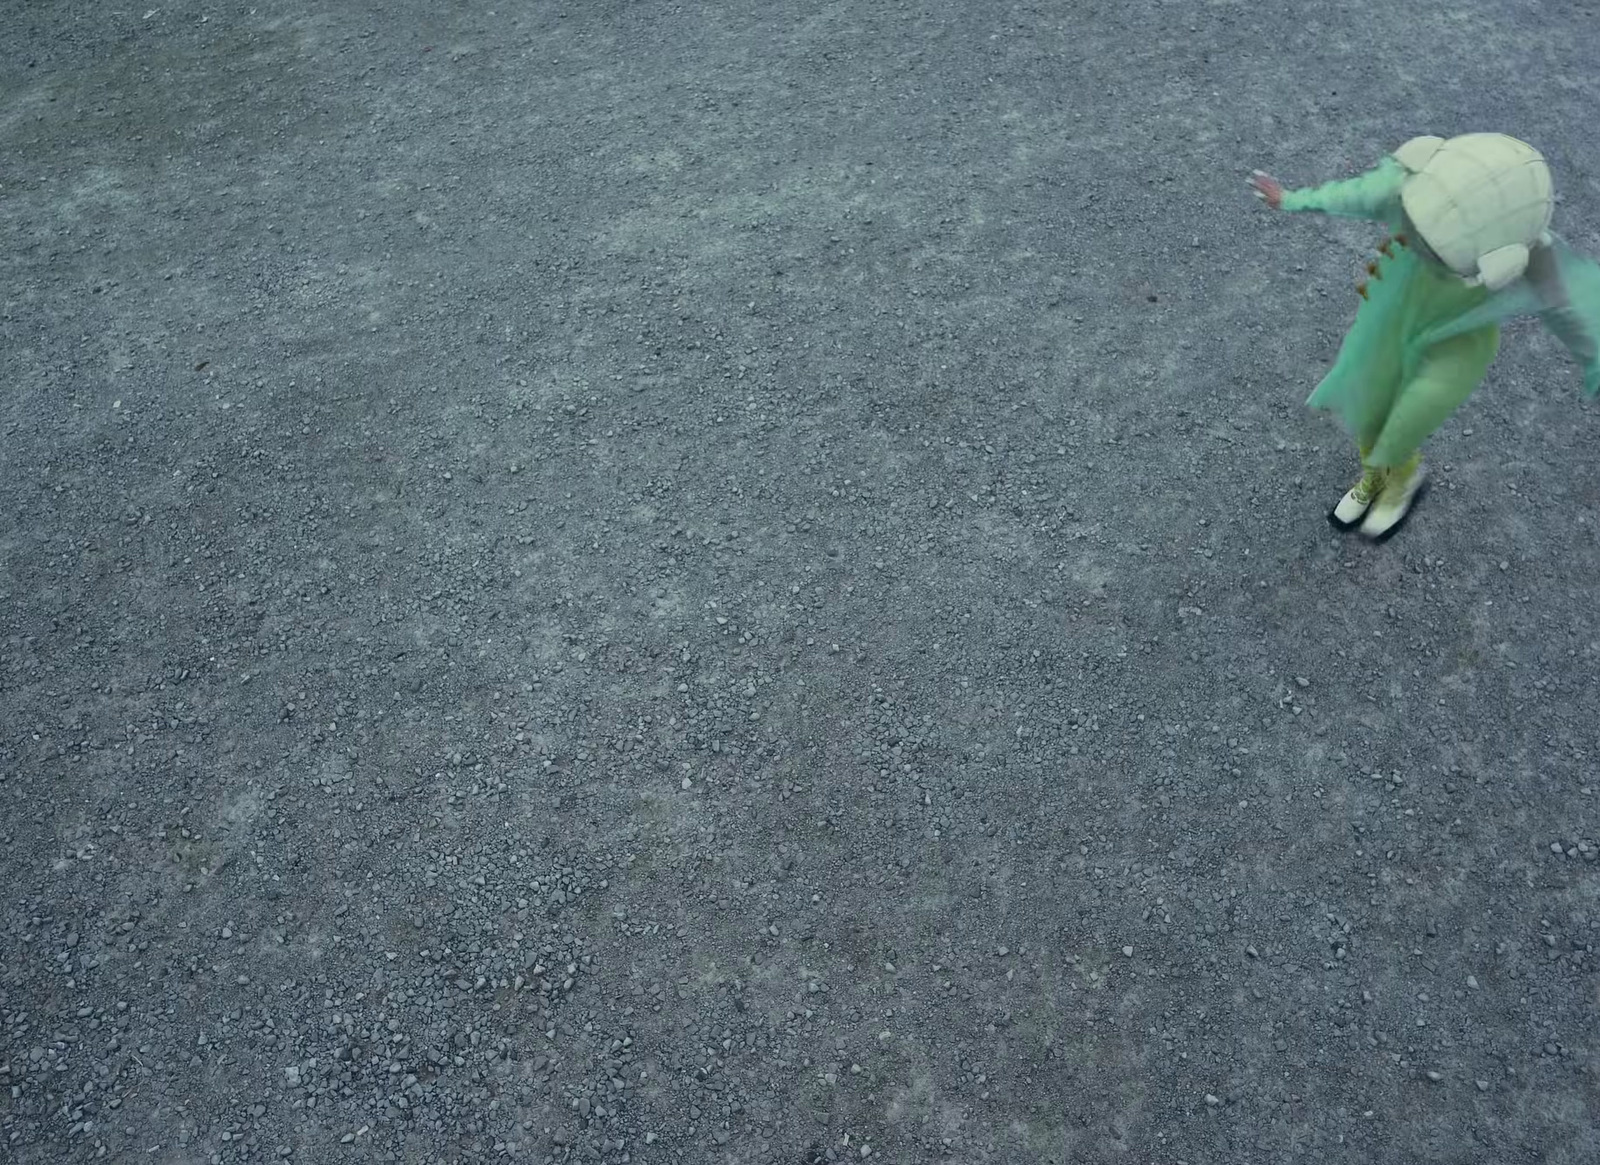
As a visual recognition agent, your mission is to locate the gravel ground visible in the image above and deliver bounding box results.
[3,2,1599,1162]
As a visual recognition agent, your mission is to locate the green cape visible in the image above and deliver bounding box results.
[1282,154,1600,397]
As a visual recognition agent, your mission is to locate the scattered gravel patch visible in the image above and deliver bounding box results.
[3,2,1599,1163]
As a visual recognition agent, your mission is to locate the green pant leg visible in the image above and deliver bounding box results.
[1367,325,1500,467]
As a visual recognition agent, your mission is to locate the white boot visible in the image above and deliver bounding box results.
[1329,463,1385,531]
[1359,457,1428,541]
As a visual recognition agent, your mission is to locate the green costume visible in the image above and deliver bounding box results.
[1281,153,1600,469]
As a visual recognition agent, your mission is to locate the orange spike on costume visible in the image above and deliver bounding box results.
[1366,261,1381,279]
[1356,281,1369,300]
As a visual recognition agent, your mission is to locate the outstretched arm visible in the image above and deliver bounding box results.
[1253,155,1408,221]
[1529,239,1600,396]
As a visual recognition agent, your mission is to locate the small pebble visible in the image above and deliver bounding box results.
[1122,946,1134,958]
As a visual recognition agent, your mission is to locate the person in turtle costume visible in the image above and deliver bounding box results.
[1249,133,1600,540]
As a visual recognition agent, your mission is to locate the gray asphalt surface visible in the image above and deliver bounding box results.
[3,1,1599,1162]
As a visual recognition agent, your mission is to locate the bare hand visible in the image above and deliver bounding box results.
[1248,170,1283,210]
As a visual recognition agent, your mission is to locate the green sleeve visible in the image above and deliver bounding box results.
[1537,239,1600,397]
[1279,155,1408,221]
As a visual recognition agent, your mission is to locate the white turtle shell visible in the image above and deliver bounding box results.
[1396,133,1554,288]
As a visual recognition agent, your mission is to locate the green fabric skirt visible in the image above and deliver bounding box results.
[1306,238,1499,466]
